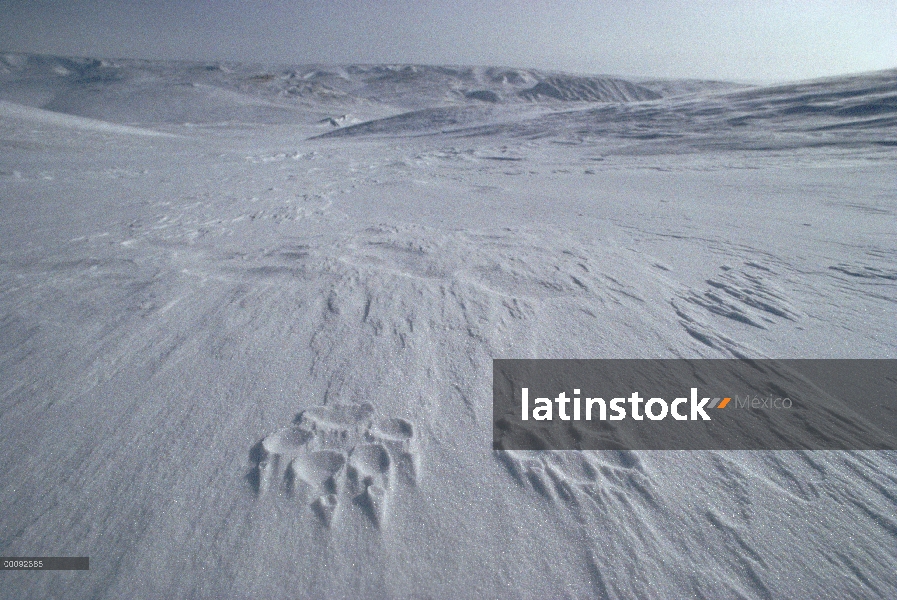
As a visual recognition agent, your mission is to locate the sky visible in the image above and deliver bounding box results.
[0,0,895,82]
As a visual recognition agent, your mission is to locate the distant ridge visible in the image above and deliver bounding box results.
[2,52,892,152]
[0,52,663,124]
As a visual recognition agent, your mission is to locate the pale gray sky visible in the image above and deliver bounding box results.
[1,0,895,82]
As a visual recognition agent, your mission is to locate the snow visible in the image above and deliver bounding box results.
[0,100,167,136]
[1,53,895,598]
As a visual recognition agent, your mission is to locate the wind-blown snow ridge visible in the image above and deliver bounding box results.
[518,75,660,102]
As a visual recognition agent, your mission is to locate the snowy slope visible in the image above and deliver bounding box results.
[1,54,896,599]
[319,68,897,153]
[0,99,167,135]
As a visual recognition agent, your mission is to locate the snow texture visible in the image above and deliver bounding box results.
[1,53,896,598]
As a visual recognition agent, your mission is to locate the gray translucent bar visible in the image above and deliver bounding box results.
[1,557,89,570]
[493,359,897,450]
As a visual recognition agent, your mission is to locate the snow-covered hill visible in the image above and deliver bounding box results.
[318,67,897,152]
[0,53,660,122]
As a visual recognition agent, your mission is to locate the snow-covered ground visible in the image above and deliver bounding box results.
[1,53,895,598]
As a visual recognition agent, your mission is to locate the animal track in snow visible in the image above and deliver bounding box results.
[497,450,659,511]
[248,402,417,528]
